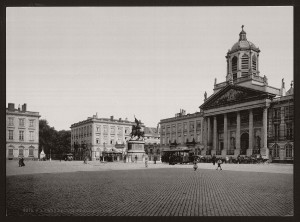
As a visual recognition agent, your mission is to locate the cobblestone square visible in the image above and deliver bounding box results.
[6,161,293,216]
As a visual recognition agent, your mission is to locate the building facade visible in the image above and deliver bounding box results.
[160,109,204,156]
[70,114,144,161]
[160,27,294,162]
[144,126,161,161]
[6,103,40,160]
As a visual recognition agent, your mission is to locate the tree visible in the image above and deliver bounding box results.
[39,119,57,157]
[39,119,71,159]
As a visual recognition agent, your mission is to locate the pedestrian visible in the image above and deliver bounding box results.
[216,158,222,170]
[135,155,138,163]
[193,160,198,171]
[18,157,22,167]
[145,155,148,168]
[225,156,229,164]
[212,154,216,165]
[154,155,157,164]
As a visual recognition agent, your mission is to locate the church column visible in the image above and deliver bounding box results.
[207,117,211,147]
[223,114,228,156]
[201,118,204,144]
[213,116,217,152]
[235,112,241,156]
[262,107,269,158]
[248,109,253,156]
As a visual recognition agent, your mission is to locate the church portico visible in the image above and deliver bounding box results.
[202,101,271,158]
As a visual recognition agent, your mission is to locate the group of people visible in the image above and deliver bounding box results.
[193,155,223,171]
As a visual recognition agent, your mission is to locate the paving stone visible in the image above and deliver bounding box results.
[6,161,293,216]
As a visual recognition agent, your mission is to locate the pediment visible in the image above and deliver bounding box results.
[201,85,269,110]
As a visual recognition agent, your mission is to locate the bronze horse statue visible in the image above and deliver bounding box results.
[130,116,145,140]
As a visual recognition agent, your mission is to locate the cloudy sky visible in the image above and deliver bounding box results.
[6,6,293,130]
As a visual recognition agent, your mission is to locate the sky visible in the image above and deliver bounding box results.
[6,6,293,131]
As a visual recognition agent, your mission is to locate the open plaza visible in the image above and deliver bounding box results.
[6,160,293,216]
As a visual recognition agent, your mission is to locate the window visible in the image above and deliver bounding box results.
[183,123,187,131]
[273,108,280,120]
[286,144,293,158]
[232,56,237,72]
[271,144,280,158]
[103,125,108,134]
[29,131,34,141]
[241,54,249,76]
[29,148,34,157]
[166,126,170,133]
[8,149,13,156]
[177,123,182,132]
[274,124,279,140]
[29,120,34,127]
[8,130,13,140]
[96,139,100,144]
[110,126,115,134]
[286,122,293,140]
[252,55,257,71]
[19,119,25,126]
[8,117,14,126]
[19,148,24,156]
[189,121,195,131]
[178,134,182,144]
[19,131,24,141]
[172,124,176,133]
[196,121,201,131]
[161,126,165,134]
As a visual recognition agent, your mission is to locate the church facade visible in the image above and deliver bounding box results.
[160,27,293,163]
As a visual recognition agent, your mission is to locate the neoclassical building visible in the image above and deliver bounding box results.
[70,114,144,161]
[6,103,40,160]
[144,126,161,161]
[160,27,293,162]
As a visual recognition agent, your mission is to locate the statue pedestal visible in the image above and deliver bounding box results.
[127,140,145,162]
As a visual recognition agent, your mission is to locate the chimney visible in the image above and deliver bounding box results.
[8,103,15,111]
[22,103,27,112]
[18,104,21,111]
[110,116,114,121]
[119,118,122,121]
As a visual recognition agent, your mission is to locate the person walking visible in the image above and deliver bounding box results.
[135,155,138,163]
[216,158,222,170]
[212,154,216,165]
[145,155,148,168]
[193,160,198,171]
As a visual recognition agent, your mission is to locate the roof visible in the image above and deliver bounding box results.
[230,40,258,52]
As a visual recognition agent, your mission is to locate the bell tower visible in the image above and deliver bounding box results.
[225,25,261,82]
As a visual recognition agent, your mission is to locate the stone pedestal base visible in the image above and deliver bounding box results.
[247,149,253,156]
[127,140,145,162]
[260,147,269,159]
[234,149,240,156]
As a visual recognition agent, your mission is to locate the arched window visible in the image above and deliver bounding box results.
[232,56,238,72]
[8,145,14,157]
[252,55,257,71]
[286,144,293,158]
[271,144,280,158]
[241,54,249,76]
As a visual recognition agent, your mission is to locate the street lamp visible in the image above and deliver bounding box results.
[50,148,51,161]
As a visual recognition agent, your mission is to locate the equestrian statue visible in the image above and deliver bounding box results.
[130,116,145,140]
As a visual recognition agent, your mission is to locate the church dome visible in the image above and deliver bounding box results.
[229,26,259,53]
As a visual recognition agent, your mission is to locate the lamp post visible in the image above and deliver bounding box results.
[50,148,51,161]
